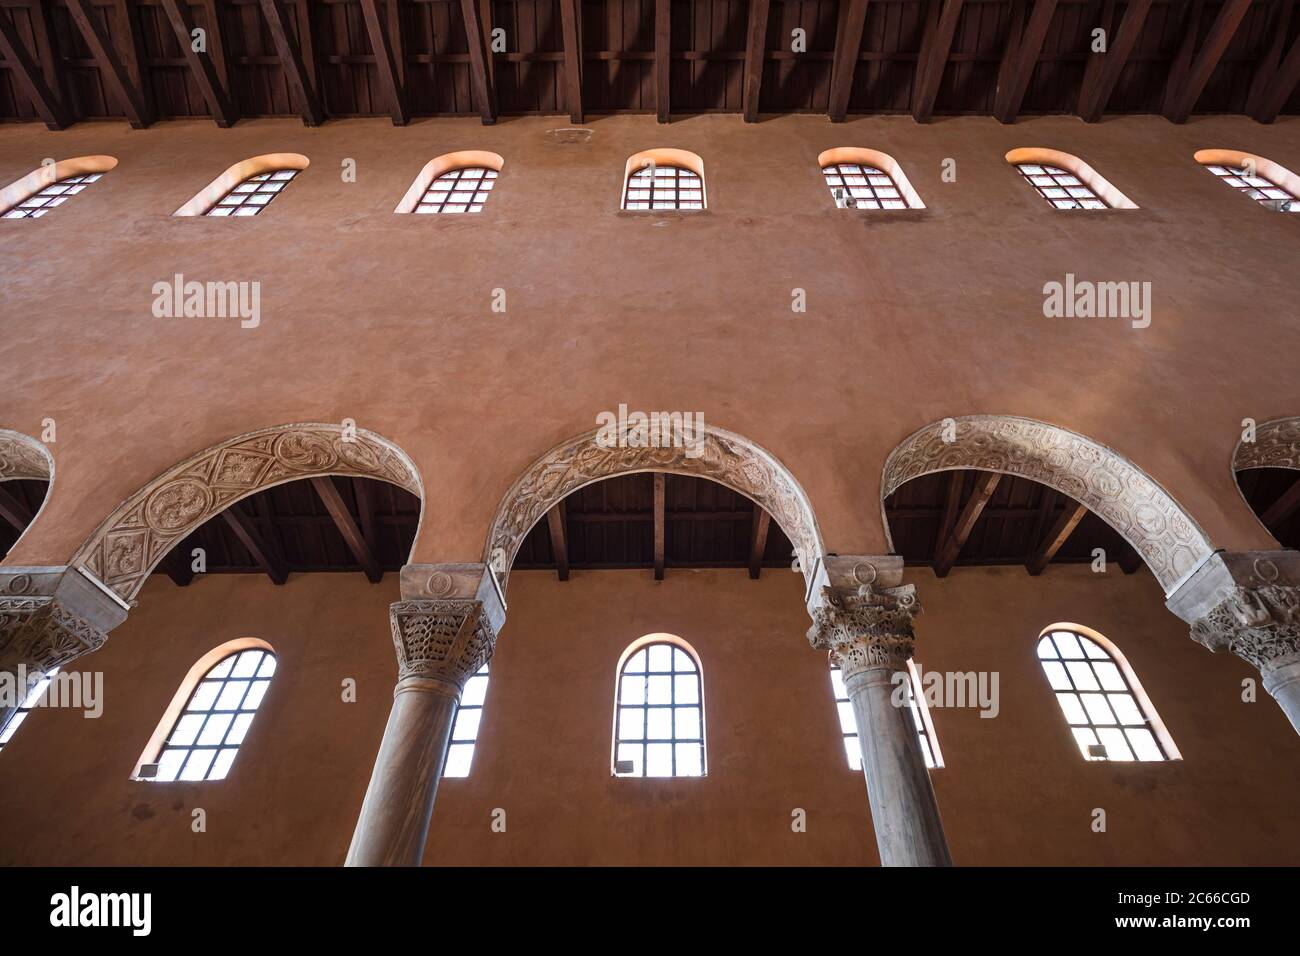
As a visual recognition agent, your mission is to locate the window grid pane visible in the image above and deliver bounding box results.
[831,663,940,770]
[0,667,60,750]
[443,663,490,777]
[614,642,705,776]
[1203,163,1300,211]
[146,650,276,781]
[1015,164,1108,210]
[2,174,103,219]
[415,167,497,214]
[204,169,299,217]
[1037,631,1170,762]
[821,163,912,210]
[622,165,704,211]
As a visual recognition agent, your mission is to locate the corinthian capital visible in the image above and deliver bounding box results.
[806,580,922,680]
[0,569,124,685]
[1190,584,1300,675]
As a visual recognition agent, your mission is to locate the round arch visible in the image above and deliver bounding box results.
[73,423,422,603]
[1231,416,1300,543]
[0,428,54,559]
[483,423,824,592]
[1005,147,1138,209]
[881,416,1213,594]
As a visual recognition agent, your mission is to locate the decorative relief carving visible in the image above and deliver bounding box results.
[0,597,107,681]
[389,599,497,687]
[73,424,422,602]
[882,416,1213,593]
[806,582,921,680]
[1190,583,1300,675]
[0,429,52,482]
[485,425,823,589]
[1234,417,1300,472]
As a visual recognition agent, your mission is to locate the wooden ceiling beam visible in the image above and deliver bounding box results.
[653,473,666,580]
[655,0,671,123]
[0,6,70,130]
[828,0,870,121]
[912,0,964,122]
[546,501,570,581]
[1250,7,1300,122]
[311,477,382,583]
[1165,0,1252,123]
[1026,499,1088,576]
[360,0,409,125]
[113,1,155,120]
[559,0,583,123]
[742,0,770,122]
[1260,473,1300,528]
[459,0,496,123]
[258,0,324,126]
[933,471,1000,578]
[932,470,964,557]
[1117,546,1143,575]
[1077,0,1153,122]
[160,0,239,127]
[748,503,771,579]
[993,0,1058,124]
[0,484,33,534]
[161,549,194,587]
[66,0,153,128]
[219,503,288,585]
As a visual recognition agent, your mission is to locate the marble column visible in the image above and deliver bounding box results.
[345,563,505,867]
[0,567,125,732]
[1167,550,1300,735]
[805,556,951,867]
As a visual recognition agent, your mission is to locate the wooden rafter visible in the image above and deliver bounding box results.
[219,503,288,585]
[1026,499,1087,576]
[1250,2,1300,122]
[653,473,666,580]
[0,6,69,129]
[546,501,570,581]
[161,549,194,587]
[113,1,155,119]
[1117,546,1143,575]
[1078,0,1154,122]
[913,0,964,122]
[360,0,409,125]
[1260,474,1300,528]
[66,0,152,127]
[459,0,496,123]
[655,0,671,123]
[933,471,1000,577]
[1165,0,1252,123]
[748,503,771,579]
[559,0,583,123]
[160,0,238,127]
[993,0,1058,123]
[932,471,964,557]
[0,484,33,534]
[743,0,770,122]
[829,0,870,122]
[311,477,382,583]
[259,0,323,126]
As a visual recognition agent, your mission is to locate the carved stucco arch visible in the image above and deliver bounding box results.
[1231,416,1300,543]
[881,416,1213,594]
[484,425,824,592]
[73,423,422,603]
[0,429,54,558]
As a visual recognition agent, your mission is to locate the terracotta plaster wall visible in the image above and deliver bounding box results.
[1,565,1296,866]
[1,114,1298,572]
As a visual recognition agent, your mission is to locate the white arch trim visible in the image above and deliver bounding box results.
[73,423,422,603]
[818,147,926,209]
[484,423,823,592]
[394,150,504,213]
[882,416,1212,594]
[173,153,310,217]
[1231,416,1300,545]
[1005,147,1138,209]
[0,429,55,559]
[0,155,117,215]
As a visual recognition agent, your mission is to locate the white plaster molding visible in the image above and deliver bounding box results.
[72,423,422,603]
[881,416,1213,594]
[484,424,824,592]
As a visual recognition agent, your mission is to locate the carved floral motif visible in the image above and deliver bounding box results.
[389,599,497,687]
[0,597,107,691]
[0,429,52,482]
[881,416,1213,593]
[1234,418,1300,471]
[1190,583,1300,674]
[806,582,921,680]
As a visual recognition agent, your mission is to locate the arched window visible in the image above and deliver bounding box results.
[1006,148,1136,210]
[206,169,300,217]
[0,668,58,752]
[1036,625,1178,762]
[818,147,924,210]
[831,660,942,769]
[0,155,116,219]
[444,663,490,777]
[1195,149,1300,212]
[612,636,705,777]
[621,149,706,211]
[133,640,276,782]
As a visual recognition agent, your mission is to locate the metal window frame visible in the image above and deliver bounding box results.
[622,165,705,211]
[822,162,912,210]
[205,169,299,218]
[1202,163,1299,211]
[443,662,490,777]
[614,641,706,777]
[415,167,497,214]
[1015,163,1108,210]
[2,173,103,219]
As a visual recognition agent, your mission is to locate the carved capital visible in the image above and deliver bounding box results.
[806,581,921,680]
[1190,584,1300,675]
[0,569,123,691]
[389,599,497,688]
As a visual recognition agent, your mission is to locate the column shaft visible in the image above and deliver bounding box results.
[1263,662,1300,734]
